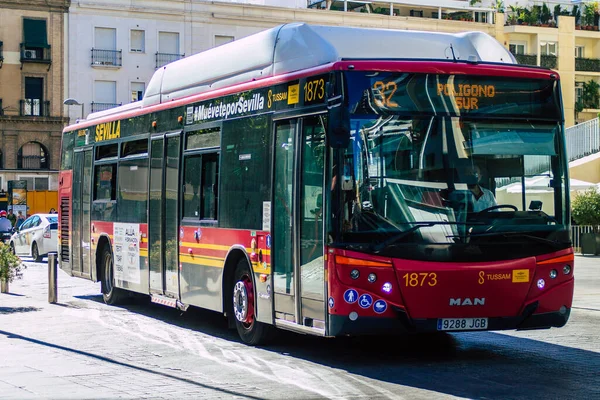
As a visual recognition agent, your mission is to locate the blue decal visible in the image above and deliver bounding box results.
[266,234,271,249]
[358,294,373,309]
[373,299,387,314]
[343,289,358,304]
[328,297,335,308]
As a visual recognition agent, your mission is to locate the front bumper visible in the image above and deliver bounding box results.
[329,303,571,336]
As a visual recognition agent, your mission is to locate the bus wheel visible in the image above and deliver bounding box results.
[100,246,125,305]
[232,259,273,345]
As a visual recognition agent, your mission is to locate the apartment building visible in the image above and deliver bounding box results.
[0,0,69,203]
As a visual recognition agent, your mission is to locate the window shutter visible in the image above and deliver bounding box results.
[23,19,49,48]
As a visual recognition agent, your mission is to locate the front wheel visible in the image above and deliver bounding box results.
[231,259,273,345]
[32,242,42,262]
[100,246,126,305]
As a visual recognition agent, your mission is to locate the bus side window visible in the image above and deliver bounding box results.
[183,153,219,221]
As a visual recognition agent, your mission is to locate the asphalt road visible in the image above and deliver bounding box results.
[0,255,598,400]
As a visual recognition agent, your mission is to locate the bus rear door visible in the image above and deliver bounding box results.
[148,132,182,300]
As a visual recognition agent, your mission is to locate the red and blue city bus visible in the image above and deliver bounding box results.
[59,24,574,344]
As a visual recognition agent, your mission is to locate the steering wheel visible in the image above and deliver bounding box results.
[476,204,518,215]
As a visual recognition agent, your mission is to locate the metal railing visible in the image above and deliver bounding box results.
[91,49,122,67]
[565,117,600,162]
[571,225,600,253]
[18,155,49,169]
[91,102,121,112]
[19,99,50,116]
[155,52,184,68]
[540,54,557,69]
[575,57,600,72]
[512,53,537,66]
[20,43,52,64]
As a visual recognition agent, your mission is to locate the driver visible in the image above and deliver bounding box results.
[467,164,497,212]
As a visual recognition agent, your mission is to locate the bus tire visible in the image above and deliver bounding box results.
[100,246,125,305]
[232,259,273,345]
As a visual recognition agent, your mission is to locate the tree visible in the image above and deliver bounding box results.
[572,188,600,231]
[0,243,25,293]
[582,80,600,109]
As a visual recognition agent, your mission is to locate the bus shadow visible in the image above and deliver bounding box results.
[74,294,600,400]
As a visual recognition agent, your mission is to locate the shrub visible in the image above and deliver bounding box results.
[0,242,25,285]
[572,188,600,231]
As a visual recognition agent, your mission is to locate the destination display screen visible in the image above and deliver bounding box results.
[346,72,561,119]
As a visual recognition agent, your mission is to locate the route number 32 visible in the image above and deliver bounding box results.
[372,81,398,108]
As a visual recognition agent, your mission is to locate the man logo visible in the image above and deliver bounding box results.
[449,298,485,306]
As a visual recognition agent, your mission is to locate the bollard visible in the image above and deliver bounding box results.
[48,252,57,304]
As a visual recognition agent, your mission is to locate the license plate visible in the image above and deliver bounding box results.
[437,318,488,331]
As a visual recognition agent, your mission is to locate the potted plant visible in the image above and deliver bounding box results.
[541,3,551,26]
[582,80,600,109]
[572,188,600,255]
[0,242,25,293]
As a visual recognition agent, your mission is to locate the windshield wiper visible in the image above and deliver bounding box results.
[469,231,567,248]
[371,222,471,253]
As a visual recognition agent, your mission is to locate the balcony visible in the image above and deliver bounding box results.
[91,49,122,67]
[19,155,49,170]
[512,53,537,66]
[20,43,52,65]
[576,57,600,72]
[307,0,494,23]
[540,55,557,69]
[156,52,184,69]
[91,102,122,113]
[20,99,50,117]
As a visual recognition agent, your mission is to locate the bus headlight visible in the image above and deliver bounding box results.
[368,273,377,283]
[350,269,360,280]
[563,265,571,275]
[549,269,558,279]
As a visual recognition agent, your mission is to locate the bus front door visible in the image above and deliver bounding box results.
[71,148,93,280]
[273,116,326,333]
[148,132,181,299]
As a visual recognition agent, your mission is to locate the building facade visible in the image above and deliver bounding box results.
[0,0,69,209]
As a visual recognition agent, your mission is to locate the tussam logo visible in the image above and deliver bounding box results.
[449,298,485,306]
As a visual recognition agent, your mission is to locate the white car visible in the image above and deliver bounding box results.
[10,213,58,261]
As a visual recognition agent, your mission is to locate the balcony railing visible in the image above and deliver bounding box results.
[20,43,52,64]
[20,99,50,117]
[575,57,600,72]
[540,54,557,69]
[566,117,600,162]
[18,155,49,170]
[91,49,122,67]
[0,99,2,116]
[0,41,4,66]
[91,102,121,113]
[512,53,537,66]
[156,52,184,68]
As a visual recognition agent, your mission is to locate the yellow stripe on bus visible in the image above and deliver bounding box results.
[180,241,271,256]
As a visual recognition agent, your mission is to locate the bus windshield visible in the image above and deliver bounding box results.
[332,72,570,261]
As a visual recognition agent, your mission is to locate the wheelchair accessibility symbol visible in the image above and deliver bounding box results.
[358,294,373,309]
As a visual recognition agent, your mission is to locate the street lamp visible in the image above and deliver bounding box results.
[63,98,84,122]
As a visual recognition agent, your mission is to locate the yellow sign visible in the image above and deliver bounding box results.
[95,120,121,142]
[437,83,496,111]
[267,89,288,108]
[77,129,87,137]
[512,269,530,283]
[287,84,299,105]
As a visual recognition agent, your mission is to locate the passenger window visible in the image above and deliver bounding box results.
[94,164,117,201]
[183,153,219,221]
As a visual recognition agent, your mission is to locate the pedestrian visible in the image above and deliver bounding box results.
[49,208,56,214]
[7,208,16,227]
[16,211,26,229]
[0,210,13,233]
